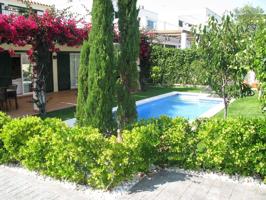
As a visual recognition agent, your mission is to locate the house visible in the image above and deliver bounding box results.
[151,7,221,49]
[0,0,82,96]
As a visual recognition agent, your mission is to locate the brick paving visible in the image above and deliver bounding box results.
[0,166,265,200]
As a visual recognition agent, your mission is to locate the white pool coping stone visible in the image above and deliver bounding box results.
[65,92,225,127]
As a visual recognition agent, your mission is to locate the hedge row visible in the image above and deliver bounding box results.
[150,45,208,85]
[0,112,265,189]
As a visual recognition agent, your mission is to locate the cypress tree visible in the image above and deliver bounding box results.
[76,40,90,126]
[117,0,140,128]
[84,0,115,132]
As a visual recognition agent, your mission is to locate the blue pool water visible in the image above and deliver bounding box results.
[137,94,222,120]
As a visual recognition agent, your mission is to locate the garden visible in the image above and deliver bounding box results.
[0,0,265,192]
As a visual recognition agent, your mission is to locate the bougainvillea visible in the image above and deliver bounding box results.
[0,12,89,51]
[0,11,90,115]
[0,9,151,114]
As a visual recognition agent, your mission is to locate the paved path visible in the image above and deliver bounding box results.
[0,166,265,200]
[125,170,266,200]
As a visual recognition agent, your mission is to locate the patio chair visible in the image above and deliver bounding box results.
[7,84,18,109]
[0,87,8,111]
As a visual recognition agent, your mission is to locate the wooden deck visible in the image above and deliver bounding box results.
[5,90,77,118]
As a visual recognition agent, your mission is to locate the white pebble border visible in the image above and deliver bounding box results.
[166,167,266,189]
[1,164,265,200]
[0,164,143,200]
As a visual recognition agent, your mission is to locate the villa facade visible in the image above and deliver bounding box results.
[0,0,82,96]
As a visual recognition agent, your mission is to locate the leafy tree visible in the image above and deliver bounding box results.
[116,0,140,129]
[83,0,115,132]
[253,18,266,111]
[195,15,243,118]
[234,5,264,34]
[76,40,90,126]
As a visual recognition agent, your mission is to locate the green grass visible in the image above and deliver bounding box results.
[215,95,265,119]
[45,86,202,120]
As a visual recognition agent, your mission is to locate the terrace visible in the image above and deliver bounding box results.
[6,90,77,118]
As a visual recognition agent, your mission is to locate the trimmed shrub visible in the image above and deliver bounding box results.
[20,118,69,171]
[22,123,106,184]
[1,116,44,161]
[195,118,266,180]
[89,136,132,189]
[0,112,11,164]
[1,114,265,188]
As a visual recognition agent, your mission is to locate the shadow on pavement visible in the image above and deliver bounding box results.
[129,170,193,194]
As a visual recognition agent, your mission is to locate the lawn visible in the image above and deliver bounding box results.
[45,86,203,120]
[215,95,264,118]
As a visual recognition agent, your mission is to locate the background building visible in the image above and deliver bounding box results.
[0,0,49,15]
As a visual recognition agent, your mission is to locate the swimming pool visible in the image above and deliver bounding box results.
[65,92,224,127]
[135,92,224,120]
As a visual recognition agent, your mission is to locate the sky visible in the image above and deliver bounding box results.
[42,0,266,23]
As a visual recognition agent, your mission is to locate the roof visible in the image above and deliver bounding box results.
[18,0,51,7]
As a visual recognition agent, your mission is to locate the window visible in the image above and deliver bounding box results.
[178,20,183,27]
[147,20,155,29]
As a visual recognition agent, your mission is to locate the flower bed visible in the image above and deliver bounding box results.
[0,112,265,189]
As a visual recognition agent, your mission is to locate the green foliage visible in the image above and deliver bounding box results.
[151,66,162,84]
[195,118,266,179]
[1,116,44,161]
[83,0,115,132]
[21,123,106,184]
[116,0,140,128]
[195,15,245,118]
[150,45,207,85]
[1,114,265,188]
[117,0,140,91]
[0,112,11,164]
[253,18,266,111]
[89,136,132,189]
[76,40,90,126]
[234,5,264,34]
[0,112,11,131]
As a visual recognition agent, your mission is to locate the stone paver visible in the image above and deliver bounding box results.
[0,166,88,200]
[125,170,266,200]
[0,166,265,200]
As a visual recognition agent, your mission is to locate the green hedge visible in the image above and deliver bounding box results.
[150,45,208,85]
[0,112,265,189]
[0,112,11,164]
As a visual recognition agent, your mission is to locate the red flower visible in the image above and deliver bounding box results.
[8,49,15,56]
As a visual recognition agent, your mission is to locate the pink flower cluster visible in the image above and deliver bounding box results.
[0,11,150,60]
[0,11,90,57]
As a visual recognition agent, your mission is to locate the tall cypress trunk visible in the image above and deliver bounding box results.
[76,40,90,126]
[83,0,115,133]
[117,0,140,130]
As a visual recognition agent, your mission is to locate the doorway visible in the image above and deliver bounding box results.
[70,53,80,89]
[10,53,32,95]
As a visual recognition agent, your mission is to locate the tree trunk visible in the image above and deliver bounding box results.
[33,44,50,117]
[222,77,228,119]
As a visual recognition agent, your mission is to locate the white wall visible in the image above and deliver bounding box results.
[139,6,158,30]
[0,0,50,12]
